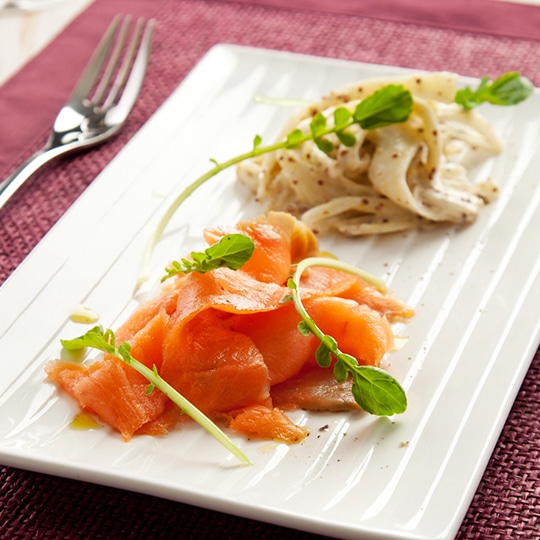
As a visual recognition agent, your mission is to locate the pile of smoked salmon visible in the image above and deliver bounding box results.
[46,212,413,443]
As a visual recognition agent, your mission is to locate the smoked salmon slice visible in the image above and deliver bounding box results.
[227,405,309,443]
[47,212,413,444]
[271,369,359,412]
[46,358,168,440]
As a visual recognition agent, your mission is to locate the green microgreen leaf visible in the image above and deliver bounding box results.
[297,320,311,337]
[333,107,352,129]
[455,72,533,110]
[314,137,334,153]
[61,326,116,354]
[488,72,533,105]
[162,234,254,282]
[286,278,297,291]
[334,107,356,147]
[351,367,407,415]
[61,326,252,465]
[204,234,255,270]
[310,112,328,138]
[353,84,413,129]
[333,360,348,383]
[336,130,356,147]
[146,366,160,395]
[315,339,334,368]
[285,128,304,148]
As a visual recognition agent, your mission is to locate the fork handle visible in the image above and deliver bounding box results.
[0,146,65,211]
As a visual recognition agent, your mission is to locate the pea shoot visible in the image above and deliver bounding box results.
[285,257,407,416]
[61,325,253,466]
[455,71,533,110]
[137,84,414,286]
[161,234,255,281]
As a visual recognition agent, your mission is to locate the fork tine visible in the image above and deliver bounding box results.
[99,17,145,111]
[91,15,132,106]
[68,15,123,104]
[106,19,154,119]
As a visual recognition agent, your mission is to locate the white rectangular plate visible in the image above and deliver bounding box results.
[1,45,539,540]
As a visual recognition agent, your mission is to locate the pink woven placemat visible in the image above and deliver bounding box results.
[222,0,540,40]
[0,0,538,538]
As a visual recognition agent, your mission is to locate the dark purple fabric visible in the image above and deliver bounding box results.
[0,1,538,538]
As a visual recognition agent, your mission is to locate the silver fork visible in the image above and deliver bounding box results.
[0,14,154,211]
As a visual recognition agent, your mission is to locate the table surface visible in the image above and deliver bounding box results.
[0,1,538,539]
[0,0,92,84]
